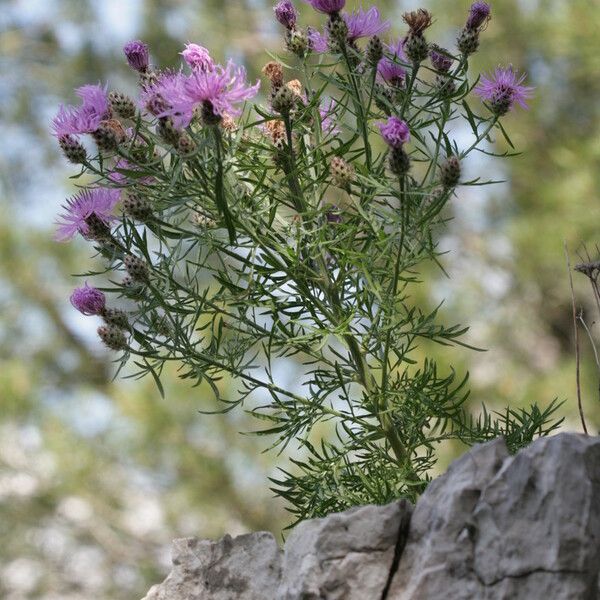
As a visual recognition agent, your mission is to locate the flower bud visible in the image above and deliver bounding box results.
[177,134,197,157]
[70,283,106,316]
[93,119,127,152]
[102,307,129,330]
[123,192,153,222]
[326,13,349,52]
[98,324,128,351]
[330,156,354,188]
[59,134,87,164]
[440,156,461,188]
[285,28,309,57]
[274,0,298,30]
[191,211,217,229]
[272,84,297,114]
[157,117,182,145]
[405,32,429,64]
[123,40,149,73]
[83,213,113,242]
[124,253,149,282]
[108,91,136,119]
[262,61,285,90]
[457,28,480,56]
[389,147,410,176]
[366,35,384,66]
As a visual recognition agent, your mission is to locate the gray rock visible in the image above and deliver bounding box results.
[141,532,282,600]
[388,433,600,599]
[277,500,412,600]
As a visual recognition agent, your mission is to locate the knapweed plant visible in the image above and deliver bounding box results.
[53,1,562,521]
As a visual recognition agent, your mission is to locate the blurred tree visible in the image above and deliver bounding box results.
[1,0,599,597]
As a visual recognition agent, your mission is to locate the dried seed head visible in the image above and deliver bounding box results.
[220,114,238,133]
[262,61,285,89]
[191,211,217,229]
[286,79,303,98]
[402,9,433,35]
[98,324,128,351]
[264,120,286,148]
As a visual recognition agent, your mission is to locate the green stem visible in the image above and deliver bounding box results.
[460,116,499,159]
[282,113,306,214]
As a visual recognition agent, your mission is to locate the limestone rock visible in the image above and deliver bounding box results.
[277,500,412,600]
[388,433,600,599]
[141,532,281,600]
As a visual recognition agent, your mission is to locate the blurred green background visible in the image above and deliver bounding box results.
[1,0,599,598]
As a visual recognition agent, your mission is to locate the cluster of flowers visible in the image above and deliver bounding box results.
[52,0,532,351]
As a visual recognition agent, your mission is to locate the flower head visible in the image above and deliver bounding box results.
[181,43,215,72]
[51,84,110,138]
[160,61,260,128]
[55,187,121,241]
[70,283,106,316]
[307,27,328,53]
[123,40,149,72]
[474,66,534,115]
[402,9,433,35]
[466,1,491,29]
[429,46,454,72]
[303,0,345,15]
[377,39,407,86]
[378,116,410,148]
[344,7,390,42]
[274,0,298,29]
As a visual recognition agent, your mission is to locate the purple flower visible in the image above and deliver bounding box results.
[307,27,328,53]
[429,47,454,72]
[377,39,408,86]
[303,0,345,15]
[51,84,110,138]
[181,43,215,72]
[139,71,187,117]
[320,98,340,135]
[55,187,121,241]
[274,0,298,29]
[344,7,390,42]
[70,283,106,316]
[123,40,149,72]
[160,61,260,128]
[378,116,410,148]
[474,66,534,114]
[466,1,491,29]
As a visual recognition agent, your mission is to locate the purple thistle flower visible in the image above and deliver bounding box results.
[160,61,260,128]
[378,116,410,149]
[70,283,106,316]
[123,40,149,73]
[344,7,390,42]
[51,83,110,138]
[307,27,329,53]
[466,1,491,29]
[474,66,534,115]
[181,43,215,72]
[274,0,298,29]
[303,0,345,15]
[55,187,121,242]
[377,39,408,86]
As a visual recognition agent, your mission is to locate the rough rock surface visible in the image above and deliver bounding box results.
[141,433,600,600]
[141,532,281,600]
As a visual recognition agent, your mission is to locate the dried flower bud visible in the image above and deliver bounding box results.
[123,192,153,221]
[264,120,286,148]
[402,9,433,35]
[93,119,127,152]
[220,114,238,133]
[109,91,136,119]
[440,156,461,188]
[124,253,149,282]
[59,134,87,164]
[98,324,128,351]
[262,61,285,89]
[191,211,217,229]
[330,156,354,188]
